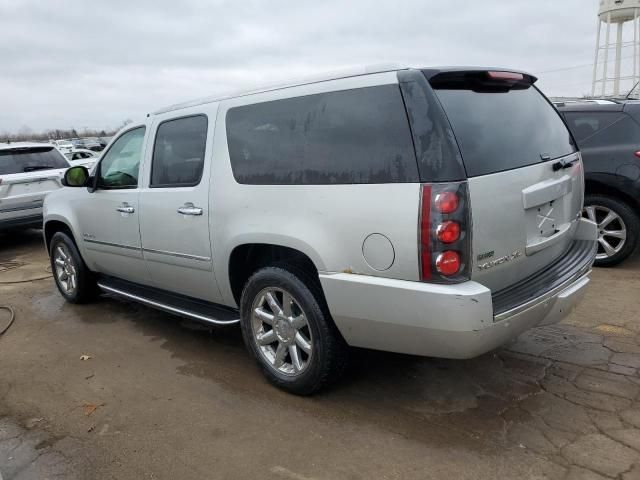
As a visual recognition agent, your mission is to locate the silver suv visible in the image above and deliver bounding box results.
[43,66,598,394]
[1,143,70,231]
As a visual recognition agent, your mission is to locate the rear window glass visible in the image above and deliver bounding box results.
[0,147,68,175]
[432,83,576,177]
[563,111,627,143]
[226,85,419,184]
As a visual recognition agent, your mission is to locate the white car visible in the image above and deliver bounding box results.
[52,140,74,154]
[0,142,70,231]
[64,148,100,169]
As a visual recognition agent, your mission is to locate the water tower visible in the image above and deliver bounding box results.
[592,0,640,97]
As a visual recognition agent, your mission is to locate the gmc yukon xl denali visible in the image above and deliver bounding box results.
[43,66,598,394]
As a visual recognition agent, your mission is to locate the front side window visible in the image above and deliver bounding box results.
[226,85,419,185]
[151,115,208,187]
[98,127,146,189]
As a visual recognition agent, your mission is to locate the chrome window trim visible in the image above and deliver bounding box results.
[142,248,211,262]
[83,238,140,251]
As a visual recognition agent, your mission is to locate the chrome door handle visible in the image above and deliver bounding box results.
[116,203,135,214]
[177,202,203,216]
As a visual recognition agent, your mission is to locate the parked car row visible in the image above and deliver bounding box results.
[63,148,100,169]
[51,137,110,153]
[40,66,598,394]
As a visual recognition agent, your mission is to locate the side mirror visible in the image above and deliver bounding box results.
[62,166,90,187]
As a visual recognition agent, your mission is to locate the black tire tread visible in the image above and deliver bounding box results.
[49,231,98,304]
[240,263,348,395]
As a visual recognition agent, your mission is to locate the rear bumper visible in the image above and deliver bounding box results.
[320,220,597,359]
[0,213,43,231]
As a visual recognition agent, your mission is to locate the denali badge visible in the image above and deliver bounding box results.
[477,250,495,261]
[478,250,522,270]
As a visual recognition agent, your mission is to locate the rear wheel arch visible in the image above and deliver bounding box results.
[585,179,640,214]
[228,243,324,307]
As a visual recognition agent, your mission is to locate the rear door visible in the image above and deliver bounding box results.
[138,112,217,301]
[428,70,582,291]
[0,146,69,224]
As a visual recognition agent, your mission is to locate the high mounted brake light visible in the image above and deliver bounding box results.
[487,71,524,81]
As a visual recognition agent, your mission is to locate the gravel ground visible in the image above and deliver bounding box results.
[1,230,639,480]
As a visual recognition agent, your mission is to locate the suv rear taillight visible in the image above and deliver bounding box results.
[419,182,471,283]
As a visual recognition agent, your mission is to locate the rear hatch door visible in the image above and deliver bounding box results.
[428,70,583,292]
[0,146,69,218]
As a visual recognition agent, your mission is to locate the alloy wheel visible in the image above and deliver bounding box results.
[53,244,78,294]
[251,287,313,376]
[583,205,627,260]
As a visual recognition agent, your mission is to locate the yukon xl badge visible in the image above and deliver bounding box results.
[478,250,522,271]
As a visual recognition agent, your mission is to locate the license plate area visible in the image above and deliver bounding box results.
[8,179,59,196]
[526,200,565,239]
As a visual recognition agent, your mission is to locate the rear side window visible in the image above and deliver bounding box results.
[431,78,576,177]
[226,85,419,185]
[563,112,629,145]
[567,113,640,148]
[0,147,68,175]
[151,115,208,188]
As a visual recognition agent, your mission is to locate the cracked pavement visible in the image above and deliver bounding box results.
[1,230,640,479]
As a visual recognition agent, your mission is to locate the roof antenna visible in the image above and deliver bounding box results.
[626,81,639,100]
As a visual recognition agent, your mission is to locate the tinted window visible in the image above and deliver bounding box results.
[0,147,68,175]
[433,85,576,177]
[580,114,640,148]
[98,127,146,189]
[563,112,628,144]
[151,115,208,187]
[226,85,418,184]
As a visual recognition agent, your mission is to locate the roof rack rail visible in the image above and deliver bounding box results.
[152,64,407,115]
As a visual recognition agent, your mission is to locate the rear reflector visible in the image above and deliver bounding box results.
[634,151,640,159]
[487,71,524,81]
[435,251,461,276]
[420,185,432,281]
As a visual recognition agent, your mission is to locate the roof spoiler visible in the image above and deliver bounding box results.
[423,68,537,91]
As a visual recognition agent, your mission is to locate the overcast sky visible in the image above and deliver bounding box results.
[1,0,602,134]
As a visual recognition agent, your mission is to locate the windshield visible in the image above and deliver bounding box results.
[0,147,69,175]
[430,74,576,177]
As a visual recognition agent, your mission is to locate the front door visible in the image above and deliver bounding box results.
[138,113,218,301]
[75,126,151,285]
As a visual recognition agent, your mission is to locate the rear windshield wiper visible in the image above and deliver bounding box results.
[23,165,56,172]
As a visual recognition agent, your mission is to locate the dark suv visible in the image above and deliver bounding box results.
[558,101,640,266]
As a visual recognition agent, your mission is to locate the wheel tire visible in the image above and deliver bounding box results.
[583,194,640,267]
[49,231,98,303]
[240,264,348,395]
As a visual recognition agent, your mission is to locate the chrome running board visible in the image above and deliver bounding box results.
[97,278,240,326]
